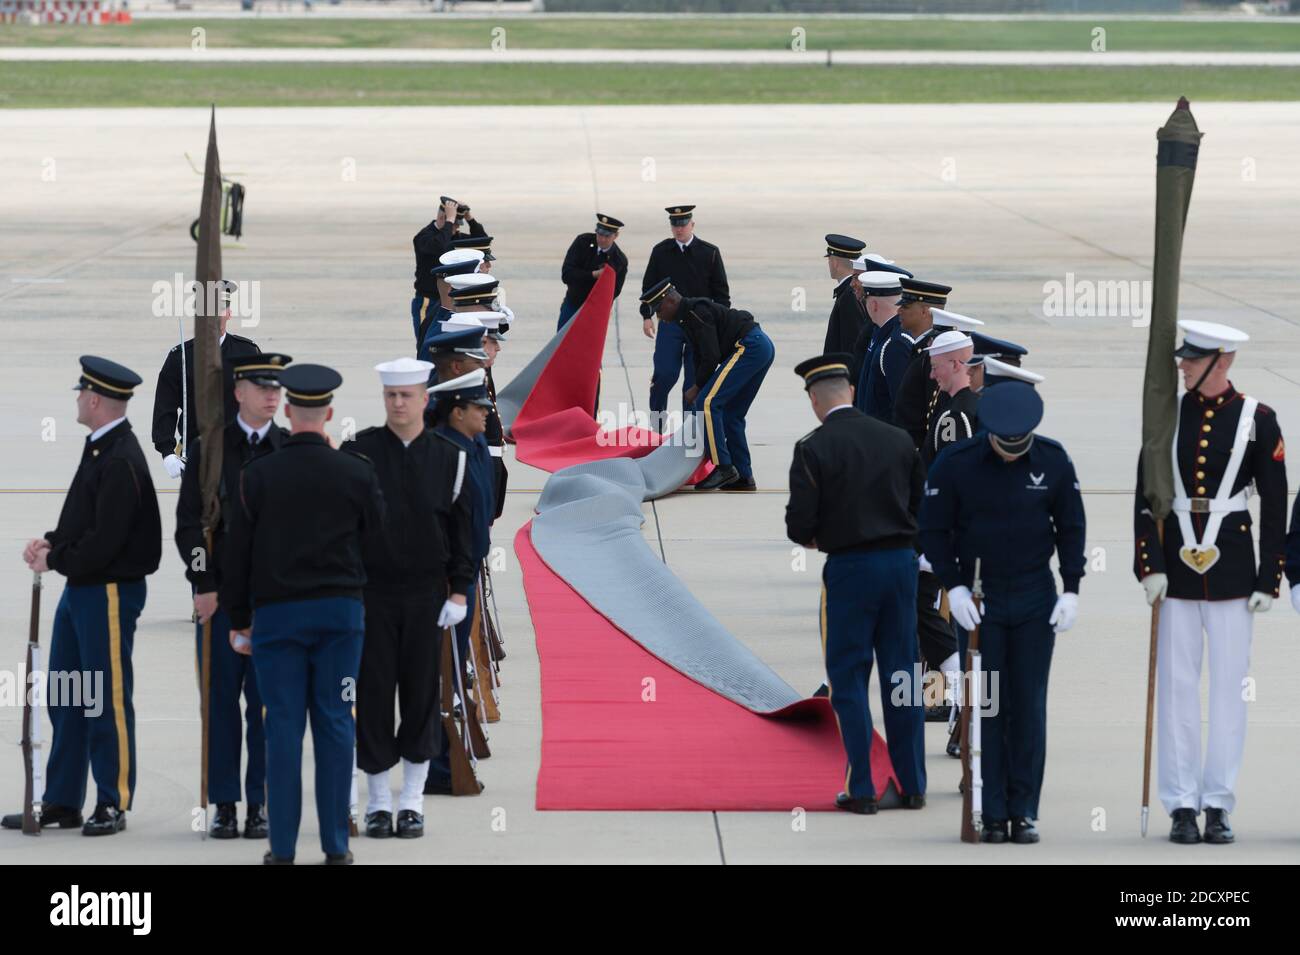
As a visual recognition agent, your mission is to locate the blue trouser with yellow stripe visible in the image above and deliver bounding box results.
[693,325,774,480]
[195,604,266,806]
[977,572,1057,822]
[822,550,926,800]
[44,581,145,812]
[649,319,695,416]
[251,596,364,860]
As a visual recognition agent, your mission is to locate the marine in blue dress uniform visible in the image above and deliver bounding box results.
[640,205,731,429]
[1133,321,1287,846]
[174,352,292,839]
[346,357,476,837]
[424,368,497,795]
[4,357,162,836]
[224,364,386,865]
[785,354,927,813]
[919,383,1086,844]
[641,278,774,492]
[851,270,907,419]
[559,213,628,330]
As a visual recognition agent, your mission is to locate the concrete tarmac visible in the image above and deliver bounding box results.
[0,104,1297,863]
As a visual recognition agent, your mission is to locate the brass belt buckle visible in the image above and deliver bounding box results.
[1189,497,1210,514]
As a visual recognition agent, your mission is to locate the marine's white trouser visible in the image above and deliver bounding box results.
[1157,597,1253,815]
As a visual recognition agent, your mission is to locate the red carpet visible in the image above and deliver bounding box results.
[509,266,710,483]
[519,524,903,811]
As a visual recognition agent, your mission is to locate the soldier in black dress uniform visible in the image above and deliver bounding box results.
[785,353,927,814]
[559,213,628,329]
[152,278,258,479]
[888,282,956,446]
[174,352,292,839]
[4,357,161,836]
[411,197,487,351]
[346,358,475,840]
[224,364,386,865]
[640,205,730,429]
[822,234,868,354]
[1133,321,1288,846]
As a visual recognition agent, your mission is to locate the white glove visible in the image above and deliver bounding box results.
[1247,592,1272,614]
[917,553,933,574]
[1291,584,1300,615]
[1049,592,1079,633]
[1140,572,1168,607]
[163,453,185,479]
[947,586,981,631]
[437,598,468,629]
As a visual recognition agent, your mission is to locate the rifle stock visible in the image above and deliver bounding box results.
[440,628,482,796]
[21,571,42,835]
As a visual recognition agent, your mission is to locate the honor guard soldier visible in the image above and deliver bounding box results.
[785,354,927,814]
[1133,321,1288,846]
[920,383,1087,844]
[822,234,868,354]
[414,250,484,351]
[889,284,957,444]
[922,331,980,468]
[974,355,1044,393]
[4,357,162,836]
[451,232,495,268]
[641,205,731,430]
[424,368,497,795]
[641,279,774,492]
[559,213,629,329]
[346,358,475,838]
[412,197,486,347]
[152,278,258,479]
[851,270,908,419]
[224,364,386,865]
[174,352,293,839]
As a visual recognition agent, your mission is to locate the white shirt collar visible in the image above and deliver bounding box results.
[677,238,693,251]
[236,414,272,443]
[219,332,227,346]
[825,403,854,418]
[90,416,127,443]
[835,274,853,290]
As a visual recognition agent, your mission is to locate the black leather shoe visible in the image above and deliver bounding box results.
[1011,816,1040,844]
[1169,808,1201,844]
[263,851,294,865]
[243,803,268,839]
[695,465,739,491]
[365,810,394,838]
[924,704,950,723]
[324,850,354,865]
[2,804,83,830]
[899,794,926,810]
[980,819,1009,843]
[396,810,424,839]
[82,804,126,836]
[1203,808,1235,844]
[210,803,239,839]
[947,719,963,759]
[835,792,879,815]
[719,476,757,493]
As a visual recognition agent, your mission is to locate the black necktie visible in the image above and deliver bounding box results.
[249,432,260,448]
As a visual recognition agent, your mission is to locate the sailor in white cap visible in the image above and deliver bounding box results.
[342,358,475,839]
[1133,320,1288,846]
[923,331,979,469]
[443,283,510,515]
[974,355,1045,392]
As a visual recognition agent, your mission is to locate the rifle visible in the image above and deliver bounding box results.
[471,585,501,724]
[1140,519,1164,837]
[482,560,506,659]
[959,560,984,844]
[440,628,482,796]
[21,571,43,835]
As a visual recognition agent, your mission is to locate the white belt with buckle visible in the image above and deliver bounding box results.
[1172,491,1248,515]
